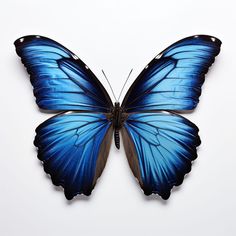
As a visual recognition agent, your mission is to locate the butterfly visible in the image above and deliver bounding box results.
[14,35,221,200]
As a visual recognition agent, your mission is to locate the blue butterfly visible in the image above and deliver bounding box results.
[14,35,221,200]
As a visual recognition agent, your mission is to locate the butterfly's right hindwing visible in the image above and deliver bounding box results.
[122,112,200,199]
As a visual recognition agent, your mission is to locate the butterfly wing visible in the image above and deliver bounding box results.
[121,35,221,198]
[15,35,114,199]
[122,35,221,112]
[122,112,200,199]
[14,35,113,112]
[34,112,113,199]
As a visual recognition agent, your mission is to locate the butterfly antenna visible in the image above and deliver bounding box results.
[118,69,133,101]
[101,70,118,102]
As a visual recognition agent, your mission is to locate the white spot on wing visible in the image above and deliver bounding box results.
[20,38,24,42]
[85,65,89,69]
[194,35,199,38]
[72,54,79,60]
[36,35,41,38]
[211,37,216,42]
[155,53,162,59]
[145,65,149,69]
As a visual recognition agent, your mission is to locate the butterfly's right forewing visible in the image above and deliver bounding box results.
[122,35,221,112]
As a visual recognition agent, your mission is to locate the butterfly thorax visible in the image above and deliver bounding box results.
[112,102,126,149]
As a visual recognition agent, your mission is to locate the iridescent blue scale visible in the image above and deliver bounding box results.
[124,112,200,199]
[15,35,221,200]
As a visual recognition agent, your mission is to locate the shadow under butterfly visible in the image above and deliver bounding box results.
[14,35,221,200]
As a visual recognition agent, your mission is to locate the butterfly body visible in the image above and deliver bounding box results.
[15,35,221,200]
[111,102,126,149]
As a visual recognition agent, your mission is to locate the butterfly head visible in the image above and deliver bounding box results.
[114,102,120,108]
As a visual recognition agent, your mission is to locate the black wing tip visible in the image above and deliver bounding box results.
[14,35,47,46]
[187,34,222,46]
[170,35,222,55]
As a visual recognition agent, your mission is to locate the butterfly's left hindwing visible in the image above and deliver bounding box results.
[15,35,113,112]
[122,112,200,199]
[34,112,113,199]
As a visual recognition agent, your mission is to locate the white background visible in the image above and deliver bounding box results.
[0,0,235,235]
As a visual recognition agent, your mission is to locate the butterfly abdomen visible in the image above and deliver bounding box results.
[112,102,124,149]
[114,129,120,149]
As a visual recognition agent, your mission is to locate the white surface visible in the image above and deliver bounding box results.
[0,0,235,235]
